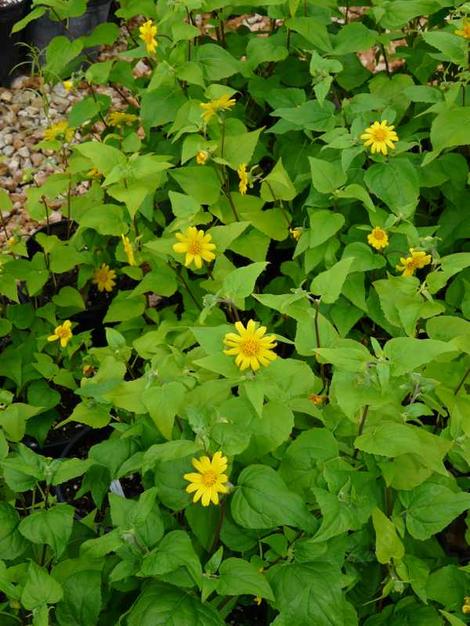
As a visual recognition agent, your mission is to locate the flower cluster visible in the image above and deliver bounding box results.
[200,94,236,123]
[396,249,432,277]
[139,19,158,54]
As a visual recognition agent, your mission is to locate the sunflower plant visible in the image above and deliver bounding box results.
[1,0,470,624]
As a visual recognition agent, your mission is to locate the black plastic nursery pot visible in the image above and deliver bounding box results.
[28,0,112,60]
[0,0,28,87]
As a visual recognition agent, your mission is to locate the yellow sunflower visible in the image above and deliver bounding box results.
[43,121,74,143]
[367,227,389,250]
[184,451,229,506]
[200,94,236,123]
[172,226,216,269]
[139,19,158,54]
[396,249,432,277]
[63,80,73,92]
[290,227,303,241]
[196,150,209,165]
[455,20,470,38]
[47,320,73,348]
[108,111,139,128]
[361,120,398,156]
[92,263,117,292]
[121,235,136,266]
[237,163,248,195]
[223,319,277,371]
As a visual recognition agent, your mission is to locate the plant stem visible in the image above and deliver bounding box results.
[455,367,470,395]
[353,405,369,459]
[380,43,391,76]
[209,500,226,554]
[177,269,202,311]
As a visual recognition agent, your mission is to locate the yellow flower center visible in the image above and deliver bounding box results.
[372,128,387,141]
[374,230,385,240]
[202,471,217,486]
[188,240,202,255]
[56,327,70,339]
[241,338,260,356]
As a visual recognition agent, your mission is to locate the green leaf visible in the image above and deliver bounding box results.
[400,482,470,541]
[308,209,345,248]
[430,107,470,155]
[217,558,274,600]
[372,507,405,564]
[260,158,297,202]
[44,36,83,78]
[310,258,354,304]
[422,31,467,66]
[21,561,63,610]
[74,142,125,175]
[78,204,128,235]
[364,158,420,217]
[222,128,262,168]
[55,570,101,626]
[285,17,332,52]
[333,22,377,54]
[138,531,202,587]
[383,337,456,376]
[170,167,221,205]
[18,504,74,557]
[196,44,242,81]
[231,465,316,532]
[355,421,452,475]
[221,262,267,302]
[125,582,223,625]
[309,157,347,194]
[0,503,27,560]
[336,183,375,213]
[103,291,146,323]
[142,382,185,439]
[269,562,347,626]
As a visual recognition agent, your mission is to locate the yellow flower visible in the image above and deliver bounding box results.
[172,226,216,269]
[87,167,102,179]
[368,226,389,250]
[196,150,209,165]
[455,20,470,38]
[139,19,158,54]
[184,451,229,506]
[396,248,432,277]
[237,163,248,195]
[254,596,262,606]
[200,94,236,123]
[63,80,73,92]
[309,394,327,406]
[223,319,277,371]
[108,111,139,128]
[92,263,117,292]
[462,596,470,614]
[290,227,303,241]
[47,320,73,348]
[43,121,74,143]
[121,235,136,266]
[360,120,398,156]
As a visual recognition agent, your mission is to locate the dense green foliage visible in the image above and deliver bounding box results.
[1,0,470,624]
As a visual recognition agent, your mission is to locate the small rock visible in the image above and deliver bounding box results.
[18,146,29,158]
[8,158,19,171]
[13,137,24,150]
[3,133,13,145]
[0,91,12,103]
[1,211,10,219]
[31,153,44,167]
[3,145,14,157]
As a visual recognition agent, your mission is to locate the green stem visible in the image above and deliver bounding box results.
[353,405,369,459]
[455,367,470,395]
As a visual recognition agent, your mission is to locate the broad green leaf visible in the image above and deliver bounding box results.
[364,158,420,217]
[222,128,262,168]
[260,159,297,202]
[138,531,202,587]
[0,503,27,560]
[400,482,470,540]
[21,562,63,610]
[422,31,467,66]
[217,558,274,600]
[269,562,347,626]
[74,142,125,175]
[221,262,267,302]
[231,465,316,532]
[55,570,101,626]
[372,507,404,564]
[310,258,354,304]
[125,582,223,626]
[19,504,74,557]
[142,382,186,439]
[309,157,347,195]
[430,108,470,155]
[170,167,221,205]
[333,22,377,55]
[355,421,452,475]
[383,337,456,376]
